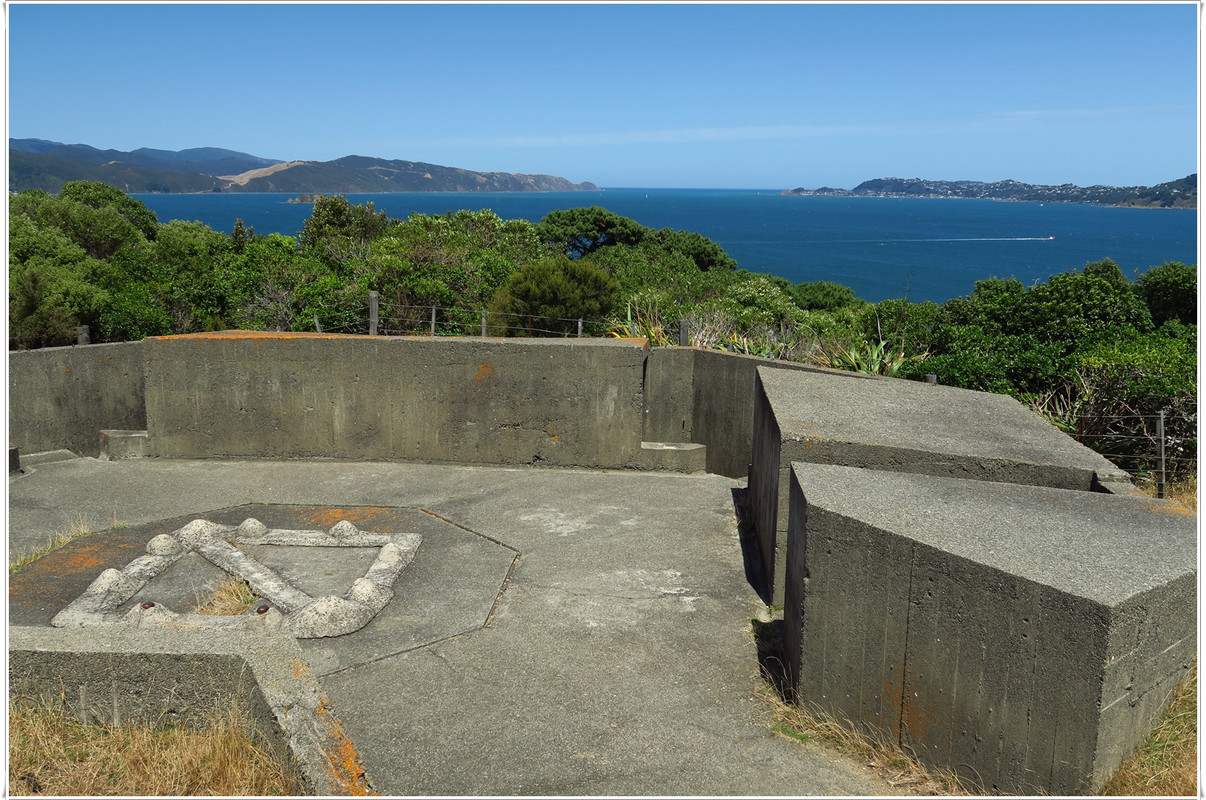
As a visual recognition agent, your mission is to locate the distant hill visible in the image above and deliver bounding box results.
[8,139,600,194]
[781,175,1197,209]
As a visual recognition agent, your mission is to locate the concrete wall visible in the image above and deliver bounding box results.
[783,463,1197,795]
[143,333,649,468]
[643,347,828,479]
[8,342,146,459]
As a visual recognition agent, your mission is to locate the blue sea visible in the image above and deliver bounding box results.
[132,189,1198,304]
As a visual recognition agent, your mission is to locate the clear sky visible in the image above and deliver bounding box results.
[6,2,1199,190]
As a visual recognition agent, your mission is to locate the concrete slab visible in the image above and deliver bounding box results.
[8,457,894,796]
[749,365,1137,604]
[782,462,1197,795]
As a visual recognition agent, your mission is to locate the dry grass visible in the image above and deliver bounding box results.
[194,576,259,615]
[8,699,295,796]
[756,681,975,795]
[1100,663,1198,797]
[1137,472,1198,510]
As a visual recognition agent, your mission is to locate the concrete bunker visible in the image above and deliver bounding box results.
[8,333,1197,795]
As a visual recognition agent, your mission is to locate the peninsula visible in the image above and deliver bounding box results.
[781,174,1196,209]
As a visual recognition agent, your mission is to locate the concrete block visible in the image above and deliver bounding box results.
[99,429,150,460]
[782,462,1196,795]
[751,366,1134,604]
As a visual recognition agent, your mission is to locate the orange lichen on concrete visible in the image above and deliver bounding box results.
[151,331,368,342]
[475,363,494,382]
[316,697,378,796]
[307,507,392,528]
[1141,500,1196,517]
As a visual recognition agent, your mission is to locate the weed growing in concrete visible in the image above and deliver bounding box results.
[9,515,97,575]
[1100,663,1197,797]
[755,679,974,795]
[195,577,259,615]
[7,698,295,795]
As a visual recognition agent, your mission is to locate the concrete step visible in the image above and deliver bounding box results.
[635,441,707,473]
[99,430,150,461]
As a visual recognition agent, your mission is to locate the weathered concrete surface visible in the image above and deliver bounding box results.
[9,626,370,795]
[142,333,650,469]
[8,341,145,458]
[9,456,894,797]
[782,462,1197,795]
[750,366,1135,604]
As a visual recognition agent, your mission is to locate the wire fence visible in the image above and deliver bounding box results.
[308,292,620,339]
[1040,410,1198,495]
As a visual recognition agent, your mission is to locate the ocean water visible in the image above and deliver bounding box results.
[132,189,1198,304]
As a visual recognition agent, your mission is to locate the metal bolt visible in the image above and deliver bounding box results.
[256,604,270,615]
[140,601,155,609]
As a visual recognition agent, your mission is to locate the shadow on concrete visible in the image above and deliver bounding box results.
[731,486,771,605]
[752,617,790,700]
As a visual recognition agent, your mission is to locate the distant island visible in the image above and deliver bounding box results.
[7,138,600,194]
[781,175,1196,209]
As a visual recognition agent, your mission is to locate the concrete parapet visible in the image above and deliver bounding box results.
[782,463,1197,795]
[9,626,375,795]
[8,341,146,459]
[750,366,1134,603]
[143,333,649,469]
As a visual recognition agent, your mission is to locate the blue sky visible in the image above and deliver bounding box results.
[6,3,1199,189]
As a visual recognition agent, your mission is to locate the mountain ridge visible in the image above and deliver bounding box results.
[8,139,599,194]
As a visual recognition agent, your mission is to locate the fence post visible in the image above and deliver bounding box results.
[1157,410,1167,499]
[481,310,487,337]
[75,325,90,345]
[313,314,322,333]
[577,319,584,337]
[431,306,437,337]
[678,320,689,347]
[369,291,378,335]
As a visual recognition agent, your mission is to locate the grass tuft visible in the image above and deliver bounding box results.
[8,698,295,796]
[756,680,974,795]
[1100,663,1197,797]
[195,577,259,616]
[9,514,99,575]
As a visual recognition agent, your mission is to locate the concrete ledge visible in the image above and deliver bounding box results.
[17,449,82,467]
[782,463,1197,795]
[635,441,707,473]
[99,429,150,461]
[8,626,375,796]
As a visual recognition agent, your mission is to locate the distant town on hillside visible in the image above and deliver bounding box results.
[781,175,1197,209]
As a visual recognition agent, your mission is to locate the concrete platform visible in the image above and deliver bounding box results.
[8,455,893,796]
